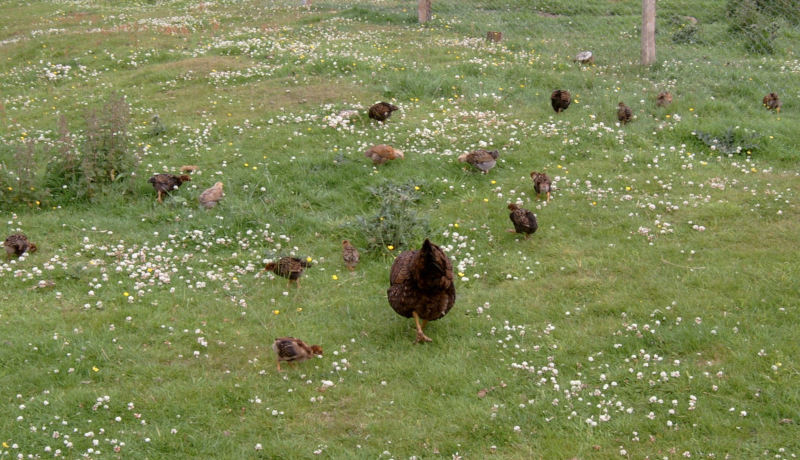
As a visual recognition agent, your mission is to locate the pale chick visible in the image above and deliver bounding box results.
[198,181,224,209]
[364,144,404,165]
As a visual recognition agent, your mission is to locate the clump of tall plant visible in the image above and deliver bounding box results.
[357,180,429,252]
[45,92,140,201]
[726,0,792,53]
[0,140,50,208]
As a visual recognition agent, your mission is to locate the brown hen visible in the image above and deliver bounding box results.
[364,144,404,165]
[263,256,312,288]
[507,203,538,239]
[368,102,399,123]
[458,149,499,174]
[530,171,552,202]
[763,93,781,113]
[387,239,456,344]
[342,240,360,271]
[4,233,37,260]
[617,102,633,124]
[198,182,224,209]
[148,173,191,202]
[272,337,322,372]
[551,90,571,113]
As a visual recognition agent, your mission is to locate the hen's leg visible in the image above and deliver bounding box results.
[412,311,432,343]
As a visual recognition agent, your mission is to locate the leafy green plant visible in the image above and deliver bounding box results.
[694,127,761,155]
[0,140,50,208]
[357,180,429,252]
[726,0,785,53]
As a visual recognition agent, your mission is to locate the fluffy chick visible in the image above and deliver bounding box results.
[272,337,322,372]
[507,203,538,239]
[617,102,633,124]
[263,256,312,288]
[530,171,552,202]
[364,144,404,165]
[342,240,360,271]
[551,89,571,113]
[656,91,672,107]
[148,173,191,203]
[458,149,500,174]
[198,181,224,209]
[763,93,781,113]
[368,102,399,123]
[4,233,37,260]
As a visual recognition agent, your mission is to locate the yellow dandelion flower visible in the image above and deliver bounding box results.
[273,310,280,315]
[123,292,130,297]
[92,366,99,372]
[332,275,338,280]
[414,186,420,190]
[483,198,489,202]
[296,307,302,312]
[454,223,459,228]
[306,257,312,262]
[252,166,257,170]
[491,180,496,185]
[387,245,394,250]
[244,163,249,167]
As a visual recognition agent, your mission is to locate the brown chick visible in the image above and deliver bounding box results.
[617,102,633,124]
[656,91,673,107]
[263,256,312,288]
[530,171,552,202]
[364,144,404,165]
[507,203,538,239]
[368,101,400,123]
[148,173,191,203]
[342,240,360,271]
[458,149,499,174]
[551,89,571,113]
[763,93,781,113]
[272,337,322,372]
[387,239,456,344]
[4,233,37,260]
[198,181,224,209]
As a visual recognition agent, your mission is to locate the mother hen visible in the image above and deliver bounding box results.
[387,239,456,343]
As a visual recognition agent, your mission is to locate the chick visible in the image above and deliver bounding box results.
[530,171,552,202]
[4,233,37,260]
[551,90,571,113]
[263,257,312,288]
[272,337,322,372]
[656,91,672,108]
[763,93,781,113]
[342,240,360,271]
[364,144,404,165]
[368,102,399,123]
[617,102,633,124]
[198,182,224,209]
[507,203,538,239]
[458,149,500,174]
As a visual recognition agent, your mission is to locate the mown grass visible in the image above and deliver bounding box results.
[2,0,799,458]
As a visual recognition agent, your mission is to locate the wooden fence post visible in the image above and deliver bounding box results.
[418,0,432,23]
[641,0,656,66]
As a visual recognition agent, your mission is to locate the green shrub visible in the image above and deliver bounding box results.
[356,181,429,252]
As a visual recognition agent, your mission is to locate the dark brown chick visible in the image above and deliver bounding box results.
[198,181,224,209]
[458,149,499,174]
[342,240,360,271]
[551,89,571,113]
[368,101,400,123]
[530,171,552,202]
[263,256,312,288]
[148,174,191,203]
[507,203,538,239]
[763,93,781,113]
[387,239,456,344]
[617,102,633,124]
[4,233,37,260]
[364,144,404,165]
[656,91,672,108]
[272,337,322,372]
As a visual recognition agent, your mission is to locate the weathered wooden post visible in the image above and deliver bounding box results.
[641,0,656,65]
[418,0,432,23]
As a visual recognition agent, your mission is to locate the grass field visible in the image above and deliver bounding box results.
[1,0,799,458]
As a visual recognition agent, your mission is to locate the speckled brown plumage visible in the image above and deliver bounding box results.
[148,173,191,202]
[551,90,571,113]
[617,102,632,124]
[368,102,399,123]
[530,171,552,202]
[342,240,360,271]
[763,93,781,113]
[387,239,456,344]
[656,91,672,107]
[4,233,36,260]
[272,337,322,372]
[458,149,499,173]
[364,144,404,165]
[507,203,538,239]
[263,256,312,288]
